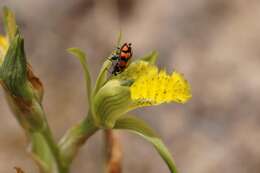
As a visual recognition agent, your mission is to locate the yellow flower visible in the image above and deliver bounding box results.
[0,35,8,64]
[93,60,191,128]
[131,69,191,105]
[67,45,191,173]
[117,60,192,106]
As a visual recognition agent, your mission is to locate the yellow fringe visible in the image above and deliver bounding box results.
[130,61,191,105]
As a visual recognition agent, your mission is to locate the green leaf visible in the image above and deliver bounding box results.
[140,51,158,64]
[67,48,92,107]
[114,115,178,173]
[3,6,17,41]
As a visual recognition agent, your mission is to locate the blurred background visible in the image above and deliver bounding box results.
[0,0,260,173]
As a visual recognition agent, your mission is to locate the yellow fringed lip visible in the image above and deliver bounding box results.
[129,61,192,105]
[0,35,8,65]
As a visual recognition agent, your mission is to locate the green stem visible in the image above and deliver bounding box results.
[2,86,65,173]
[42,125,67,173]
[58,113,99,170]
[30,126,66,173]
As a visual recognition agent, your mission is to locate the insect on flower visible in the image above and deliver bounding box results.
[110,43,133,75]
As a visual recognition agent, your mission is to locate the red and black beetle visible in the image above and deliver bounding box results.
[110,43,133,75]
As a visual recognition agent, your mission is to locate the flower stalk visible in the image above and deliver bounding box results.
[104,130,122,173]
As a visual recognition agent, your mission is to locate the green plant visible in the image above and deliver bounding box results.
[0,7,191,173]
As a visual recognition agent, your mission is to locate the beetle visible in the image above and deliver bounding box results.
[110,43,133,75]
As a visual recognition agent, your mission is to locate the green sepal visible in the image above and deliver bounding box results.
[114,115,178,173]
[94,59,112,95]
[116,31,122,48]
[140,51,158,64]
[93,59,110,124]
[67,48,92,107]
[0,32,46,131]
[94,32,122,95]
[0,32,32,98]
